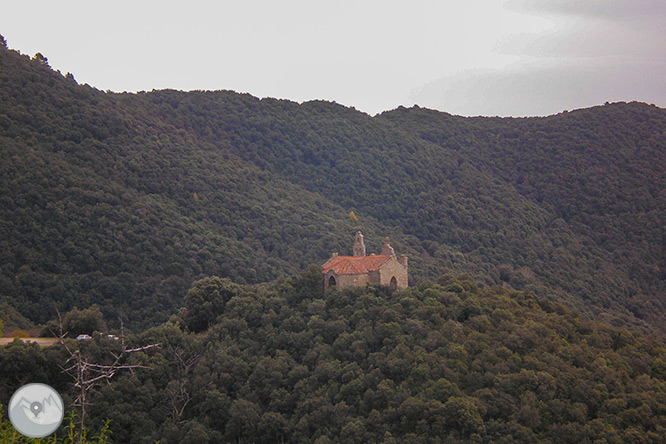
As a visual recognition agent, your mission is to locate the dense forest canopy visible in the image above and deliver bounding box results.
[3,271,666,443]
[0,39,664,334]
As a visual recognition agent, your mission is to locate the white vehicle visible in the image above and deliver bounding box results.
[75,334,92,341]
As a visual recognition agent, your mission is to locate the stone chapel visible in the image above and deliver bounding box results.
[321,231,408,290]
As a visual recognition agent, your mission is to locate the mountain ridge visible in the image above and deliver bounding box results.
[0,41,664,332]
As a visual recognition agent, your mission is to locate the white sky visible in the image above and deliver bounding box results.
[1,0,665,116]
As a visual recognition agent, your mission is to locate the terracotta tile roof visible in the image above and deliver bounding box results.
[322,255,391,275]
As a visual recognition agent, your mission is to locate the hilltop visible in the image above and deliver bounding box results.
[4,273,666,443]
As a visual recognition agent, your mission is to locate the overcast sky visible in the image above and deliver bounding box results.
[1,0,665,116]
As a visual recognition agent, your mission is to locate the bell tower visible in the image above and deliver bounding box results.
[353,231,366,256]
[380,237,396,258]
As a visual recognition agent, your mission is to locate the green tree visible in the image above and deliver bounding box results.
[225,399,261,442]
[63,306,107,337]
[184,277,241,332]
[31,52,49,66]
[443,396,485,437]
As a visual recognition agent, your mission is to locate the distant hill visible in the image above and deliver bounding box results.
[379,104,666,330]
[0,40,664,331]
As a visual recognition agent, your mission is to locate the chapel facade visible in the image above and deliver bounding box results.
[322,231,408,290]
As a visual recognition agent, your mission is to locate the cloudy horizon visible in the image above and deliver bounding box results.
[1,0,664,117]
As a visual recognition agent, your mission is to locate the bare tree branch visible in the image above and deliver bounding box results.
[55,315,160,434]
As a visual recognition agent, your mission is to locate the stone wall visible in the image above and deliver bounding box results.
[335,272,370,290]
[324,270,370,290]
[378,258,408,288]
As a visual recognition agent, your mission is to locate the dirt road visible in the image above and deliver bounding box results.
[0,337,59,347]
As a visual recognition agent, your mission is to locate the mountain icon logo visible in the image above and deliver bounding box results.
[8,383,64,438]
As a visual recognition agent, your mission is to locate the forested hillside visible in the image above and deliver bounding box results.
[4,272,666,443]
[379,105,666,330]
[0,39,664,332]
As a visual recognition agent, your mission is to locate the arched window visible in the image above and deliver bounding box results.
[389,276,398,288]
[328,275,337,289]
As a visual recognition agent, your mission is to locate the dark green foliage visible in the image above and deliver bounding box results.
[0,41,664,335]
[62,306,107,337]
[183,277,241,332]
[4,273,666,443]
[379,105,666,330]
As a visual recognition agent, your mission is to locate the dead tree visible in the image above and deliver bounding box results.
[164,344,201,423]
[55,313,159,434]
